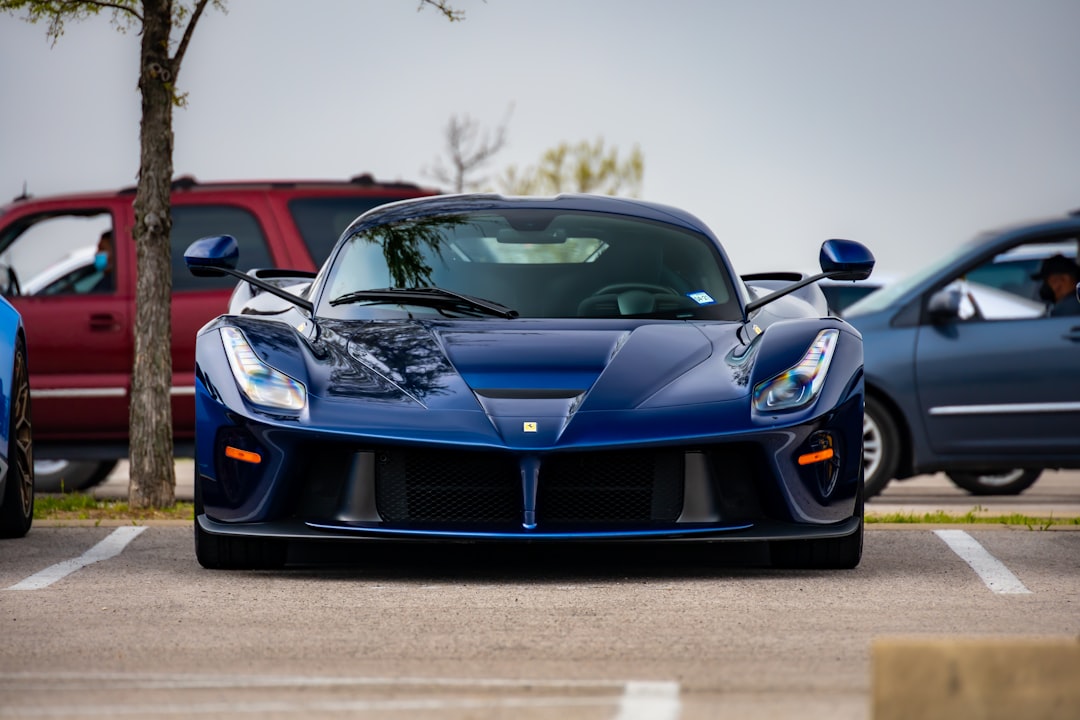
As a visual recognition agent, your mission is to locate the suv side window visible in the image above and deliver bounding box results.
[0,211,115,297]
[171,205,274,292]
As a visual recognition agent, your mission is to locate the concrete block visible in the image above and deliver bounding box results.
[872,636,1080,720]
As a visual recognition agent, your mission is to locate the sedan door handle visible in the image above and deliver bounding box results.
[1063,327,1080,342]
[89,313,121,332]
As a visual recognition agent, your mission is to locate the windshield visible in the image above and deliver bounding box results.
[320,209,741,320]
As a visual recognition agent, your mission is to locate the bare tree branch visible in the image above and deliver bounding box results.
[416,0,465,22]
[171,0,210,73]
[427,105,513,193]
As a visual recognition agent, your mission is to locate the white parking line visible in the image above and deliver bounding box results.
[933,529,1032,594]
[5,526,147,591]
[616,681,681,720]
[0,696,619,716]
[0,673,682,719]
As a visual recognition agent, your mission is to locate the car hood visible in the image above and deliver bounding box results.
[313,318,751,414]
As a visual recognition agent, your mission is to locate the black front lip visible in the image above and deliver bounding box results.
[197,514,861,544]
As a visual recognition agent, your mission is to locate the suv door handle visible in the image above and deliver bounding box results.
[1063,327,1080,342]
[89,313,121,332]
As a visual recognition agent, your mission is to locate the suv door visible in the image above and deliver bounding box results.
[0,206,133,441]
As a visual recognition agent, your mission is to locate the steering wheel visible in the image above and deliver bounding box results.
[580,283,682,317]
[590,283,679,297]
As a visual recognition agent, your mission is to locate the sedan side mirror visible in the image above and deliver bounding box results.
[927,288,962,321]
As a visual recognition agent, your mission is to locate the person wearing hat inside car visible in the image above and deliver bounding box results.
[1033,254,1080,316]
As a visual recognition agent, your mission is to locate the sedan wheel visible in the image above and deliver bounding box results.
[862,396,900,497]
[947,469,1042,496]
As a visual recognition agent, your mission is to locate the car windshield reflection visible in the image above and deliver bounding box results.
[320,209,743,321]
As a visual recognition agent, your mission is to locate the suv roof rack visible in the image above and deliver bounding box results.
[113,174,426,195]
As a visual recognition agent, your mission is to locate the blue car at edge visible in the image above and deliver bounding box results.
[184,194,874,570]
[0,295,34,538]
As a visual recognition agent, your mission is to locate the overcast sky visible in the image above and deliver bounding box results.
[3,0,1080,278]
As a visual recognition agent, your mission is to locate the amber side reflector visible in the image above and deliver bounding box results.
[798,447,835,466]
[225,446,262,464]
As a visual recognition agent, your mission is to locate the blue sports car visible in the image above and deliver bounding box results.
[0,295,33,538]
[184,194,874,569]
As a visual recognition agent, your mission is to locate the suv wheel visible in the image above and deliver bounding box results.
[35,460,118,493]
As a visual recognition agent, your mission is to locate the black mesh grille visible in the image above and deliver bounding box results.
[375,449,521,524]
[373,448,684,527]
[538,451,684,523]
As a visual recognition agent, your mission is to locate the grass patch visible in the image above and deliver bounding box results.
[866,509,1079,529]
[34,493,194,522]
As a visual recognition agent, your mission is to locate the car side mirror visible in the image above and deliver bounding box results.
[184,235,239,277]
[819,239,875,281]
[927,288,962,321]
[183,234,314,313]
[744,238,875,314]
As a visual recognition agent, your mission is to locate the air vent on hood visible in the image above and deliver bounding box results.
[473,388,584,400]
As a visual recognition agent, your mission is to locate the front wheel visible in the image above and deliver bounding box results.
[0,337,34,538]
[862,396,900,497]
[947,469,1042,496]
[771,476,864,570]
[195,520,288,570]
[193,465,286,570]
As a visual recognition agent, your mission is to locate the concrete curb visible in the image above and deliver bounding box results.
[872,636,1080,720]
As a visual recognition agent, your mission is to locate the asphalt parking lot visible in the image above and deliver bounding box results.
[6,463,1075,720]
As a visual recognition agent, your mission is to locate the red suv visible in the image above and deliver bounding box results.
[0,174,439,491]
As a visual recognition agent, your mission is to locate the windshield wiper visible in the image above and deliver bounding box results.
[329,287,519,318]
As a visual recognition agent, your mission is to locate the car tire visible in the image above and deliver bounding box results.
[863,396,900,497]
[193,465,286,570]
[771,475,864,570]
[946,469,1042,496]
[0,337,34,539]
[34,459,118,494]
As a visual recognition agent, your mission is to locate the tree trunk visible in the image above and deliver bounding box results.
[128,0,176,508]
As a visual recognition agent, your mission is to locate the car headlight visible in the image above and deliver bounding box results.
[220,326,307,411]
[753,329,838,412]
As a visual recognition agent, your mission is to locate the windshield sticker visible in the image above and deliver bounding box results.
[687,291,716,305]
